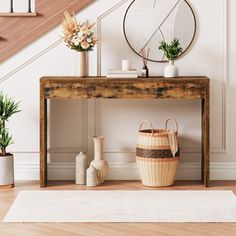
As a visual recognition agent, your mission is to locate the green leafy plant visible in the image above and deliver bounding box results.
[0,92,21,156]
[158,39,183,61]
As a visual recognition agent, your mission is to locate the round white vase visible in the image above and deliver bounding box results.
[0,154,14,188]
[90,136,108,184]
[164,60,179,78]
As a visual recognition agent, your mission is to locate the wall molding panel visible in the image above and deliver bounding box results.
[210,0,228,153]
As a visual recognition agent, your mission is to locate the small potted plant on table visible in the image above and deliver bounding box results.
[0,92,20,188]
[159,39,183,78]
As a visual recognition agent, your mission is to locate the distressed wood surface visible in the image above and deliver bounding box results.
[202,82,210,186]
[40,76,209,100]
[40,76,210,187]
[40,82,47,188]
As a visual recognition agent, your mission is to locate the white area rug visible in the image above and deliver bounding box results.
[3,190,236,222]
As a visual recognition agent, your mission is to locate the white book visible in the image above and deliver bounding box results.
[106,74,138,78]
[107,69,138,74]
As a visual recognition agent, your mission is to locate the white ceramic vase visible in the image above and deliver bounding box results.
[90,136,108,184]
[75,152,88,185]
[78,51,88,77]
[164,60,179,78]
[0,155,14,188]
[86,165,98,187]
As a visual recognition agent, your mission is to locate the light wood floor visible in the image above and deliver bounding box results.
[1,180,236,236]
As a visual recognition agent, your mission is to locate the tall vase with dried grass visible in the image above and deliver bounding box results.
[141,48,150,78]
[62,11,99,77]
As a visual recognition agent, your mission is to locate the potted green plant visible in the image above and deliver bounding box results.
[0,92,20,188]
[158,39,183,77]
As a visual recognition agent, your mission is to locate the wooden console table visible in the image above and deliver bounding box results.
[40,76,210,187]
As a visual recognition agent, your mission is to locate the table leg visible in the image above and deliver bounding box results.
[201,86,210,187]
[40,84,47,188]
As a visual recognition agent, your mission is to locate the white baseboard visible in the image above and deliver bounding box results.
[14,162,236,181]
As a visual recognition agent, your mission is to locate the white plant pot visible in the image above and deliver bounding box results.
[13,0,29,13]
[0,1,11,13]
[0,154,14,188]
[164,61,179,78]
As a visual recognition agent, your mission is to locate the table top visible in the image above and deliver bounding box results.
[40,76,209,100]
[40,76,209,84]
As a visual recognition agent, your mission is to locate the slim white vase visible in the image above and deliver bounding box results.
[75,152,88,185]
[164,60,179,78]
[90,136,108,184]
[0,155,14,188]
[78,51,88,77]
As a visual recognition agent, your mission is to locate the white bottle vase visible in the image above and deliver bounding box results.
[90,136,108,184]
[75,152,88,185]
[86,165,98,187]
[78,51,88,77]
[164,60,179,78]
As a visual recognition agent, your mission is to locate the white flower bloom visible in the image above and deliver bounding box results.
[77,32,84,37]
[87,38,92,43]
[74,40,80,46]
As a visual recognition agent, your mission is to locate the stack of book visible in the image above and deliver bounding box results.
[106,69,138,78]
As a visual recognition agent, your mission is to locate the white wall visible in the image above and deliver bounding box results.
[0,0,235,181]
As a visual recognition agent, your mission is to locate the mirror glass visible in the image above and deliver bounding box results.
[123,0,196,62]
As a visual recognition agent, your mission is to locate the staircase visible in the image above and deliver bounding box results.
[0,0,94,63]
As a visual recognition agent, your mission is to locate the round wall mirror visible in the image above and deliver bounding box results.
[123,0,196,62]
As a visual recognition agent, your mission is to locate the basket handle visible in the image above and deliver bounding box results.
[139,120,154,135]
[165,118,178,133]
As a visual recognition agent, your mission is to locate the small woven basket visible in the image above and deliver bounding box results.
[136,119,180,187]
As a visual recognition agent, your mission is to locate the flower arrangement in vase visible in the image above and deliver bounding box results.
[158,39,183,78]
[62,11,99,77]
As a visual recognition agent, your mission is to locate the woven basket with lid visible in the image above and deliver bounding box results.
[136,119,180,187]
